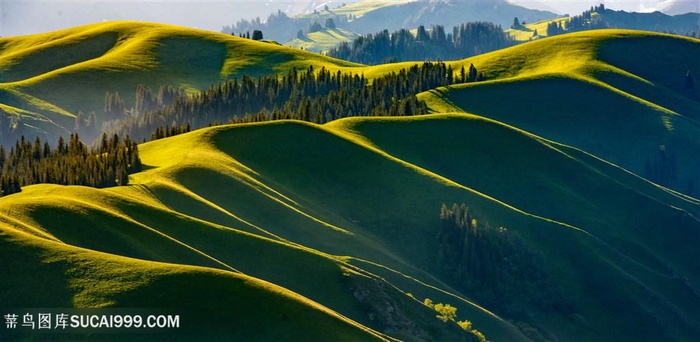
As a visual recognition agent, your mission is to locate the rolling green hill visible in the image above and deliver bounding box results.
[287,28,361,53]
[506,8,700,41]
[227,0,556,44]
[1,24,700,341]
[424,30,700,196]
[0,21,361,144]
[2,115,700,340]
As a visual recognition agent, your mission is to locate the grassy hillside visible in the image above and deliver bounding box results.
[0,21,361,143]
[2,115,700,340]
[0,225,389,342]
[2,25,700,341]
[422,30,700,196]
[287,28,361,53]
[506,9,700,42]
[506,17,569,40]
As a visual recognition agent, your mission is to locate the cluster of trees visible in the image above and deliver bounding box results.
[103,62,477,142]
[223,10,338,43]
[547,4,699,37]
[298,18,338,39]
[422,298,487,342]
[0,133,142,196]
[327,22,515,65]
[547,5,606,36]
[546,21,566,36]
[437,203,570,316]
[232,30,264,41]
[150,123,192,141]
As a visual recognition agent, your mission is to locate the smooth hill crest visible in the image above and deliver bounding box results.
[1,23,700,341]
[3,114,700,340]
[0,21,360,144]
[425,29,700,196]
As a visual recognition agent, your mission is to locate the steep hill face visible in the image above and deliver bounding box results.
[2,116,700,341]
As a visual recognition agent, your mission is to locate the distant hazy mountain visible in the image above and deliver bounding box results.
[509,0,699,15]
[3,0,697,37]
[226,0,559,42]
[660,0,700,14]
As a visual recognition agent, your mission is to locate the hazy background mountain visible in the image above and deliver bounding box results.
[509,0,699,15]
[2,0,698,37]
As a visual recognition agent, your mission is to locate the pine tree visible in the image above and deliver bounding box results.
[252,30,264,41]
[468,64,478,82]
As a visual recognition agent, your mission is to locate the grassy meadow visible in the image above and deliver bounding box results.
[0,21,699,341]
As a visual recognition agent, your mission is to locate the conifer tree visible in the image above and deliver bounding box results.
[252,30,264,40]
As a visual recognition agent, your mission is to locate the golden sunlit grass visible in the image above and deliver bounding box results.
[286,28,361,52]
[0,225,388,341]
[418,30,700,199]
[2,112,700,340]
[0,20,364,140]
[297,0,416,20]
[1,25,700,341]
[506,17,569,41]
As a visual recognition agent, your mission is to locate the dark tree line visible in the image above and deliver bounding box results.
[327,22,515,65]
[223,10,326,43]
[103,62,479,142]
[0,133,142,196]
[437,203,571,316]
[547,5,606,36]
[547,4,699,38]
[232,30,264,40]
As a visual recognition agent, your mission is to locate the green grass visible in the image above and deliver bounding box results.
[506,17,569,41]
[421,30,700,197]
[2,115,700,340]
[0,21,363,141]
[0,120,531,341]
[0,226,388,341]
[5,115,700,340]
[2,26,700,341]
[297,0,417,21]
[287,28,361,53]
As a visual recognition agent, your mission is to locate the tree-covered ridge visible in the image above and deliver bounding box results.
[438,203,570,317]
[2,61,484,196]
[102,62,482,142]
[0,133,141,196]
[547,4,699,37]
[327,22,516,65]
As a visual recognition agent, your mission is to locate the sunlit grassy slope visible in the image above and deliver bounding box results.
[297,0,417,21]
[0,21,362,141]
[422,29,700,196]
[2,115,700,340]
[287,28,361,52]
[0,225,388,342]
[506,17,569,41]
[2,26,700,341]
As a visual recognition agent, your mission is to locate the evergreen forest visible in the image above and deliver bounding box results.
[327,23,516,64]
